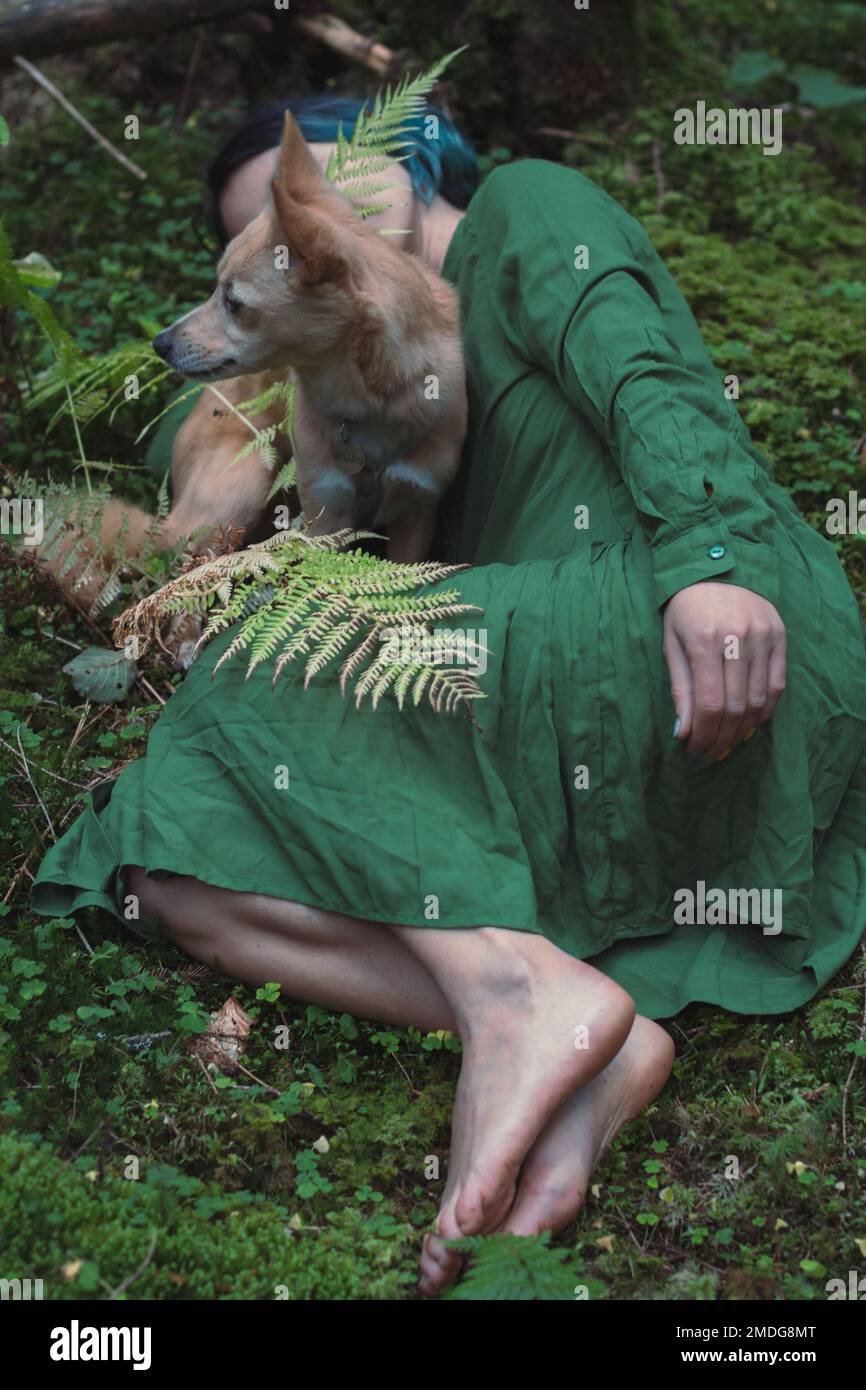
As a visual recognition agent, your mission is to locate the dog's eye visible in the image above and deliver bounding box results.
[224,293,242,316]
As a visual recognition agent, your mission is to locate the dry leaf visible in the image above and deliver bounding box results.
[855,1238,866,1258]
[312,1135,330,1155]
[775,1218,789,1231]
[590,1183,602,1199]
[61,1259,82,1281]
[192,996,253,1074]
[595,1235,615,1254]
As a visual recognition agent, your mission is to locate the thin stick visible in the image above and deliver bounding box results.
[64,1120,105,1165]
[205,384,260,437]
[195,1051,220,1097]
[229,1056,282,1096]
[532,127,613,145]
[841,946,866,1149]
[12,55,147,182]
[106,1229,158,1300]
[15,725,54,837]
[651,136,666,213]
[0,735,90,790]
[175,26,207,129]
[136,675,166,707]
[74,923,94,956]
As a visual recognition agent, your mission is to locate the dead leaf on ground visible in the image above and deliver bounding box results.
[192,996,253,1074]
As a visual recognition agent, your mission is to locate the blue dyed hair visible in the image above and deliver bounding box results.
[207,94,479,246]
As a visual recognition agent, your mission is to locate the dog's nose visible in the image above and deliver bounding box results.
[152,330,173,361]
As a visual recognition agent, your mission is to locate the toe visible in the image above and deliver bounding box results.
[455,1170,515,1236]
[419,1232,463,1296]
[499,1178,585,1237]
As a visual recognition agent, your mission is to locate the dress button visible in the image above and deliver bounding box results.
[708,544,726,559]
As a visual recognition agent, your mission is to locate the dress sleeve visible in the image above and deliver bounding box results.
[465,160,781,609]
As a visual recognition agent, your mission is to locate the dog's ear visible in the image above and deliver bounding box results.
[272,111,350,286]
[271,182,349,286]
[276,110,328,201]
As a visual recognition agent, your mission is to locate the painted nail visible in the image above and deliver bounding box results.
[716,747,732,763]
[672,717,681,739]
[744,727,757,743]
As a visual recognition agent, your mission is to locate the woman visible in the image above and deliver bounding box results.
[33,97,866,1297]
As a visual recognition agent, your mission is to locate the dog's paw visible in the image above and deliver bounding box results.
[163,614,204,672]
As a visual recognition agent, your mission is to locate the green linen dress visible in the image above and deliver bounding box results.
[32,160,866,1021]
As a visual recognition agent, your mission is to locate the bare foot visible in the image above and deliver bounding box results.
[502,1015,674,1235]
[419,1015,674,1295]
[418,935,635,1296]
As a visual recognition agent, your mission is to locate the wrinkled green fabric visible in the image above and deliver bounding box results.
[33,160,866,1020]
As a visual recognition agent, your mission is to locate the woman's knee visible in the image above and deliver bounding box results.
[123,866,216,952]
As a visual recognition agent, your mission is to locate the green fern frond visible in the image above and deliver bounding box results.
[267,458,297,500]
[325,48,467,214]
[442,1233,578,1302]
[114,525,486,718]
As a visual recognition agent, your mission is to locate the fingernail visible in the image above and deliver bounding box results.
[716,747,732,763]
[744,728,756,743]
[672,717,681,739]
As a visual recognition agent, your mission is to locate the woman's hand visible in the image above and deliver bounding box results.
[663,582,786,759]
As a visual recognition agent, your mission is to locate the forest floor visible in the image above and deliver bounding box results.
[1,27,865,1300]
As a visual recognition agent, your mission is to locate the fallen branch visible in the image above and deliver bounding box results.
[0,0,257,63]
[1,2,400,79]
[293,14,398,78]
[12,54,147,180]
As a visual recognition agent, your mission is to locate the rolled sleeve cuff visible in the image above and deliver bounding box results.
[652,530,781,610]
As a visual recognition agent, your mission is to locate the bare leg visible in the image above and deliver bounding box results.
[126,867,455,1032]
[127,869,647,1298]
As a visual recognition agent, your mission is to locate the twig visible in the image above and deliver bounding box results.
[175,27,207,129]
[12,55,147,181]
[64,1120,105,1165]
[3,849,35,902]
[74,923,94,956]
[0,735,91,790]
[841,946,866,1149]
[15,725,54,837]
[651,136,666,213]
[393,1051,422,1097]
[107,1229,158,1300]
[610,1197,645,1254]
[136,675,166,707]
[532,127,613,145]
[195,1051,220,1097]
[230,1056,283,1096]
[205,384,260,438]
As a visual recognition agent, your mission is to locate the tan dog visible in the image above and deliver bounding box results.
[152,111,467,562]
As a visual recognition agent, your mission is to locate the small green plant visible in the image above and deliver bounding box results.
[442,1232,583,1301]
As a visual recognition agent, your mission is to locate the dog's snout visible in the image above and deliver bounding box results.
[152,330,173,361]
